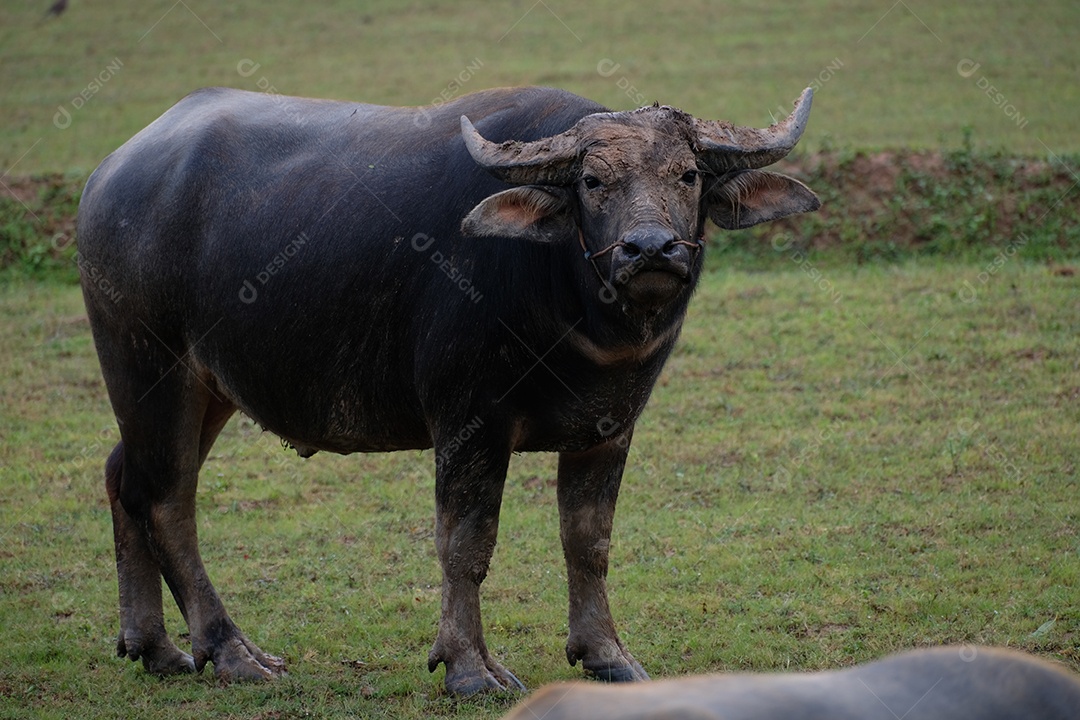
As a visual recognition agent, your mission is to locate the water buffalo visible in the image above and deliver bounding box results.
[500,646,1080,719]
[77,85,819,695]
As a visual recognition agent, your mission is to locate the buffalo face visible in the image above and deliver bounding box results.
[573,113,702,307]
[460,89,821,310]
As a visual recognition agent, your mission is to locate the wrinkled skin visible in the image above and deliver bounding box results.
[78,86,818,695]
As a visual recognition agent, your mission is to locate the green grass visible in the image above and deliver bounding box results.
[2,0,1080,176]
[2,1,1079,717]
[2,260,1077,719]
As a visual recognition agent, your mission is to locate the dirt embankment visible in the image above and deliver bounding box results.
[2,149,1078,276]
[764,150,1079,261]
[1,174,82,276]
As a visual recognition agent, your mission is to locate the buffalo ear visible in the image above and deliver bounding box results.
[704,170,820,230]
[461,186,575,242]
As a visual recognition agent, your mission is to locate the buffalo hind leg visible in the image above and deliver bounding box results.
[557,437,649,682]
[109,376,284,681]
[427,432,524,696]
[107,441,196,676]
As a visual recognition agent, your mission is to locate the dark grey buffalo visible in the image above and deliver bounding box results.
[78,85,819,695]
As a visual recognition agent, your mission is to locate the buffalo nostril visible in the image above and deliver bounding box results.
[621,227,676,259]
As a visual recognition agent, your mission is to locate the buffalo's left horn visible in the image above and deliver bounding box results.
[694,88,813,173]
[460,115,585,187]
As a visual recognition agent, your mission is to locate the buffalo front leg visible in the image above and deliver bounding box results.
[427,435,524,696]
[557,436,649,682]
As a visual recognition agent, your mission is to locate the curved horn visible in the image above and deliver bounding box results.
[694,88,813,174]
[460,115,584,186]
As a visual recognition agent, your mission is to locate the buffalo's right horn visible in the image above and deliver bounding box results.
[460,115,585,187]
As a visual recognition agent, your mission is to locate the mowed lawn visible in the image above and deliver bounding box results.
[2,0,1080,177]
[1,259,1076,719]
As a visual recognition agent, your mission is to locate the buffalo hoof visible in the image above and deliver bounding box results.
[207,635,287,682]
[447,663,526,697]
[429,649,526,697]
[117,631,197,676]
[583,657,650,683]
[568,642,650,683]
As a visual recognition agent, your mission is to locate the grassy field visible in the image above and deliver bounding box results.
[2,0,1079,718]
[2,0,1080,177]
[2,259,1077,719]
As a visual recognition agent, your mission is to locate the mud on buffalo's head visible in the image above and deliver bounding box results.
[460,89,820,309]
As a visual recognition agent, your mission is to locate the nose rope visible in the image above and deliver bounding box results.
[579,229,617,289]
[577,229,706,295]
[579,233,624,261]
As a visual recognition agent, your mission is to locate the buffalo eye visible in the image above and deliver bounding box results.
[581,175,602,190]
[680,169,699,185]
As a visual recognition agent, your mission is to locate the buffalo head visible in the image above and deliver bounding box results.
[460,89,819,308]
